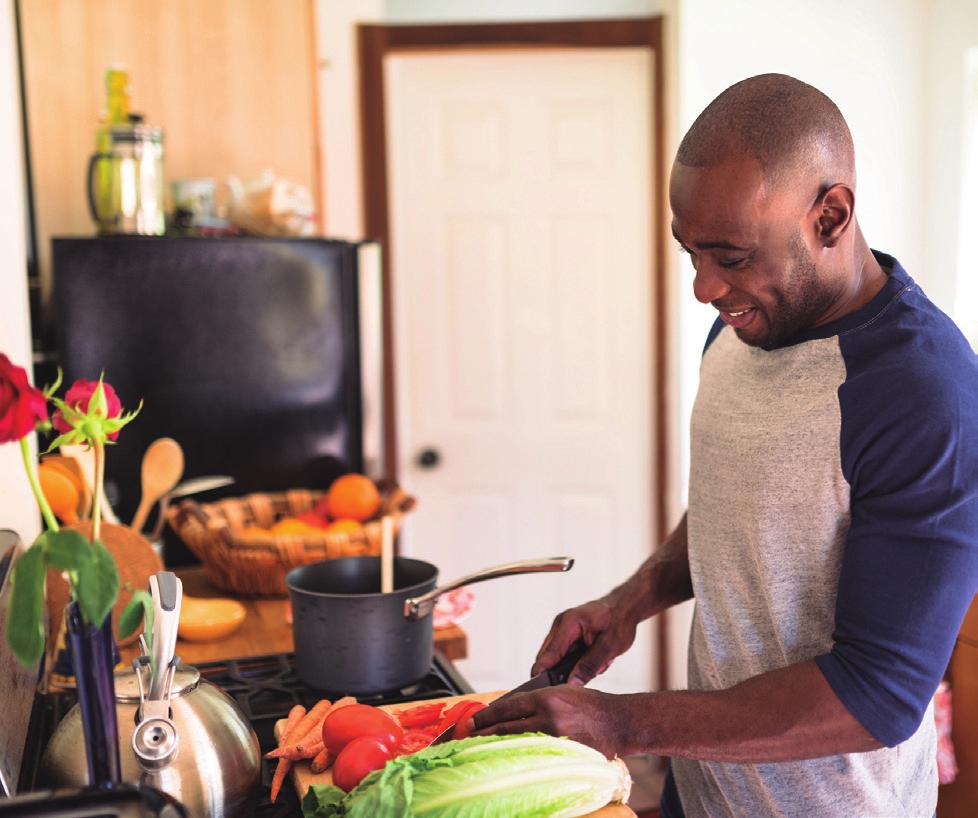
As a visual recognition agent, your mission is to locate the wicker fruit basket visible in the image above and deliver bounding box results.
[167,481,415,596]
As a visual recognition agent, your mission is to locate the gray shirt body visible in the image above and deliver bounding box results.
[671,324,937,818]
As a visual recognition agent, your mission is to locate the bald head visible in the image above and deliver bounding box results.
[677,74,855,195]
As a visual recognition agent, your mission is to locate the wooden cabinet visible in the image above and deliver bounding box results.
[938,595,978,817]
[18,0,321,315]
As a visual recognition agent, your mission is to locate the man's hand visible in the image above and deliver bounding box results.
[470,686,634,758]
[531,599,638,684]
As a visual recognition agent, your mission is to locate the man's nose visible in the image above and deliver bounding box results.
[692,259,732,305]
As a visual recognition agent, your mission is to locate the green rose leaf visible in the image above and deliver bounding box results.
[119,589,154,643]
[75,539,120,627]
[39,529,94,572]
[5,544,46,667]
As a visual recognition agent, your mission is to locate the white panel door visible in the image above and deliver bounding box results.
[386,48,655,694]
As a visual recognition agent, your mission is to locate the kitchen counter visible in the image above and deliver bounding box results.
[118,565,467,666]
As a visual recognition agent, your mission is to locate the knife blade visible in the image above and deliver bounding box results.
[429,639,590,745]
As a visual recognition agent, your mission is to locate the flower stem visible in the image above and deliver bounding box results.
[92,440,105,542]
[20,436,59,532]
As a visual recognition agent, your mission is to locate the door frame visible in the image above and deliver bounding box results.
[358,17,670,690]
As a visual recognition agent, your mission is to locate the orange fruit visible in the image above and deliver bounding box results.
[325,474,381,522]
[326,518,363,536]
[272,517,319,535]
[297,510,330,529]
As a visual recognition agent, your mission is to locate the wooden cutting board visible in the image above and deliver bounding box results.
[274,690,636,817]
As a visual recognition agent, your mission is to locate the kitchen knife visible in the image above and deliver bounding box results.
[429,639,590,745]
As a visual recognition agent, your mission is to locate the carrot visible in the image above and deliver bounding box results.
[269,704,305,802]
[264,704,306,758]
[270,758,291,803]
[268,698,332,758]
[310,746,333,774]
[322,695,358,720]
[278,739,326,762]
[301,740,325,759]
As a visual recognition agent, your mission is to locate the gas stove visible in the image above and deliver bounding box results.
[18,650,473,818]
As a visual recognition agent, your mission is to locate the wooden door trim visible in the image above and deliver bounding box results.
[359,17,669,692]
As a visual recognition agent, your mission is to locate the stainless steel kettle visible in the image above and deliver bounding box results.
[40,574,260,818]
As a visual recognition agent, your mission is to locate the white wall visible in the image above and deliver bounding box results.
[0,0,40,550]
[922,0,978,330]
[667,0,931,688]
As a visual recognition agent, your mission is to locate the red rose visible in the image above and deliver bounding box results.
[0,353,48,443]
[53,379,123,440]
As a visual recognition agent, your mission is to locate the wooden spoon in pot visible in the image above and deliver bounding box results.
[130,438,185,534]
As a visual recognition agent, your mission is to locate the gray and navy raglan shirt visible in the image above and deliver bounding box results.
[672,252,978,817]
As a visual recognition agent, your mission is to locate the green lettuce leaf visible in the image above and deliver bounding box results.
[302,784,346,818]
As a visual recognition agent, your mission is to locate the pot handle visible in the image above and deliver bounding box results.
[403,556,573,620]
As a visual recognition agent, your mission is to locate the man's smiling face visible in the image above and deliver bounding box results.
[669,156,838,348]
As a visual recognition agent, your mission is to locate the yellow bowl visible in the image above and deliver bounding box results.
[178,595,247,642]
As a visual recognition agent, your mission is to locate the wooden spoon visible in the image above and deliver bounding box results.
[38,463,80,525]
[131,438,185,534]
[381,515,394,593]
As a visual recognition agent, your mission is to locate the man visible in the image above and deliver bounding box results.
[472,74,978,817]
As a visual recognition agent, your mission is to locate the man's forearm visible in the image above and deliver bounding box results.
[617,660,882,762]
[602,513,693,622]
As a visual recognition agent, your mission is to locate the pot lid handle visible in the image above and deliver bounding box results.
[404,556,573,620]
[148,572,183,700]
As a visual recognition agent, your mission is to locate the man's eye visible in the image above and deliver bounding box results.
[675,242,691,254]
[719,257,748,269]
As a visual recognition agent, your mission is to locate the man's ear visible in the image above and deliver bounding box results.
[813,184,854,248]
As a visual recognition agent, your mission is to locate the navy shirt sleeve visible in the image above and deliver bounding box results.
[814,286,978,747]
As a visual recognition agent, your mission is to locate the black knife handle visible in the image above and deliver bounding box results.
[546,639,590,685]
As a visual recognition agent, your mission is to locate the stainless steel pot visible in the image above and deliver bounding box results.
[286,555,573,693]
[40,574,260,818]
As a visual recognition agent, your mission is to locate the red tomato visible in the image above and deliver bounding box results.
[395,702,446,729]
[394,729,433,756]
[322,704,404,756]
[438,699,472,733]
[433,700,477,736]
[452,702,487,740]
[332,735,392,792]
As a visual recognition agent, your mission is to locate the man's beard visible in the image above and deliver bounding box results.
[741,231,837,348]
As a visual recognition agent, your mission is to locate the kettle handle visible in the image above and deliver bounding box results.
[148,572,183,700]
[86,151,111,228]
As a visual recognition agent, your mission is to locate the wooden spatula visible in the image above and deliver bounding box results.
[131,438,185,534]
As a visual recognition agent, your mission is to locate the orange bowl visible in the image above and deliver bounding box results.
[178,595,247,642]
